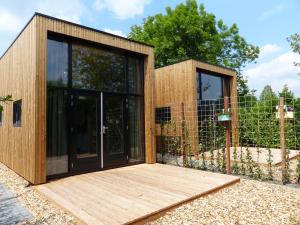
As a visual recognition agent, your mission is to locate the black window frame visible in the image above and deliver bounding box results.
[196,69,231,101]
[13,100,22,127]
[155,107,171,124]
[46,32,146,178]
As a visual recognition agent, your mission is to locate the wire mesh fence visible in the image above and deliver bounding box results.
[155,95,300,185]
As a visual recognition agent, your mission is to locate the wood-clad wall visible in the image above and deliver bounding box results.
[0,18,37,183]
[154,60,199,153]
[154,59,238,156]
[0,14,155,184]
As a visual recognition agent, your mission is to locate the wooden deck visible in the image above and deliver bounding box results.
[36,164,240,225]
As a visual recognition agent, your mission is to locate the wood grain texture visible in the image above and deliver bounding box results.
[0,14,155,184]
[36,163,240,225]
[154,59,239,155]
[0,17,37,183]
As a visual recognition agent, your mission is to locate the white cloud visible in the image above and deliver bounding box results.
[259,44,281,58]
[0,8,23,33]
[261,3,285,18]
[37,0,87,23]
[93,0,151,19]
[104,28,126,37]
[245,51,300,97]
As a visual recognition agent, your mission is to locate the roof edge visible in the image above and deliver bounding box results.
[0,12,154,60]
[155,58,237,73]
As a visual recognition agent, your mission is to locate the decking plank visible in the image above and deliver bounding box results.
[36,164,240,225]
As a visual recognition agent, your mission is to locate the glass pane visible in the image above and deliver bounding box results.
[46,88,68,175]
[47,39,68,87]
[128,57,143,94]
[104,95,124,155]
[72,44,126,92]
[13,100,22,127]
[201,73,223,100]
[72,95,98,158]
[129,97,144,162]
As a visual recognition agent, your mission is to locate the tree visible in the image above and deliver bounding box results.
[287,33,300,74]
[0,95,12,112]
[128,0,259,95]
[279,84,294,104]
[259,85,278,106]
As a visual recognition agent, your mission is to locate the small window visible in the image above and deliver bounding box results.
[155,107,171,124]
[13,100,22,127]
[0,110,2,127]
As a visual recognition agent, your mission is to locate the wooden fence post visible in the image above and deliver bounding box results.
[224,97,231,175]
[279,97,287,181]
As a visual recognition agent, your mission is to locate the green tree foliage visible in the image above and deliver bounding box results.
[287,33,300,70]
[0,95,12,112]
[128,0,259,95]
[239,85,299,149]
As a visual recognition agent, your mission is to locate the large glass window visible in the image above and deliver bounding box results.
[46,88,68,176]
[46,38,69,176]
[72,44,126,92]
[196,71,230,100]
[47,39,68,87]
[129,97,144,162]
[128,57,143,94]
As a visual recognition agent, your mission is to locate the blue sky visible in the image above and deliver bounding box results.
[1,0,299,96]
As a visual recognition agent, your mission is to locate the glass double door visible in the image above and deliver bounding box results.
[69,90,127,172]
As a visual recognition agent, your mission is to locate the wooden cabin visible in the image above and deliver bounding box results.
[154,59,238,157]
[0,13,156,185]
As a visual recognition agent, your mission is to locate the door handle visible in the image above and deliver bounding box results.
[102,126,108,134]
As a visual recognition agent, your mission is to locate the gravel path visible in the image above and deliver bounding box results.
[150,179,300,225]
[1,162,300,225]
[0,163,76,225]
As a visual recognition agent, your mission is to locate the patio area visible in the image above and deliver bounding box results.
[36,163,240,225]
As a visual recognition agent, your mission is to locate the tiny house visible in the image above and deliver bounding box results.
[154,59,238,157]
[0,13,156,184]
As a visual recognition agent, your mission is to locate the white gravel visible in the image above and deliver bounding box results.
[1,162,300,225]
[0,163,77,225]
[150,179,300,225]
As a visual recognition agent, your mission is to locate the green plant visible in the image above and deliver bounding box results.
[232,144,239,175]
[296,155,300,184]
[0,95,12,112]
[245,147,254,177]
[282,149,291,184]
[181,120,192,167]
[266,147,273,180]
[199,143,207,170]
[240,147,246,175]
[221,147,226,174]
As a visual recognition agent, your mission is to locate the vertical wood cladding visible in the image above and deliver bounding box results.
[0,14,155,184]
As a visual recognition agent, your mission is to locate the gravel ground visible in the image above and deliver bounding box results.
[150,179,300,225]
[0,163,76,225]
[1,162,300,225]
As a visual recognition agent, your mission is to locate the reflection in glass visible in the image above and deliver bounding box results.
[129,97,144,162]
[46,88,68,175]
[72,95,98,158]
[201,73,223,100]
[128,57,143,94]
[47,39,68,87]
[104,95,124,155]
[72,44,126,92]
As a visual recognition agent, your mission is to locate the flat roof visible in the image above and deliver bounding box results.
[0,12,153,60]
[155,58,236,72]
